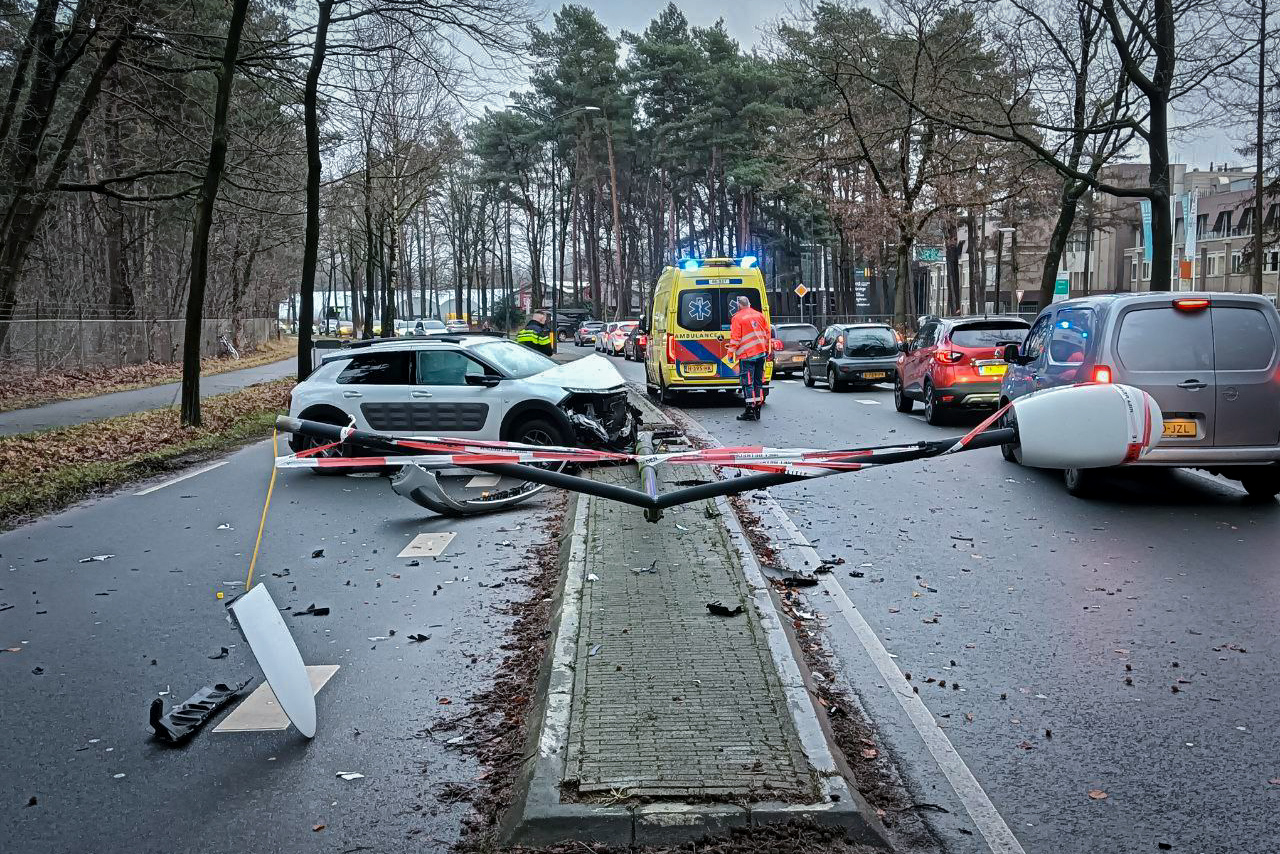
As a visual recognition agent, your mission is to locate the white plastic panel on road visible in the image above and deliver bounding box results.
[227,583,317,738]
[214,665,339,732]
[398,531,456,558]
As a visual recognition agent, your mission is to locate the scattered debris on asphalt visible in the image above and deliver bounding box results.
[216,524,233,530]
[589,644,602,656]
[1087,789,1108,800]
[335,772,364,781]
[408,633,430,643]
[291,603,329,617]
[587,573,599,582]
[149,679,252,744]
[706,601,744,617]
[25,796,36,807]
[207,647,229,660]
[311,549,324,559]
[31,666,43,675]
[78,555,114,563]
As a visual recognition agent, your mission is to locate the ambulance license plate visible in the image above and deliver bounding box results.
[683,363,716,376]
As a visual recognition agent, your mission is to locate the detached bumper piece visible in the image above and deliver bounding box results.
[149,679,253,744]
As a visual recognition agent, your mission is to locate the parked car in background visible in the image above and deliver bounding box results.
[576,321,605,347]
[773,323,819,377]
[895,315,1030,424]
[604,320,639,356]
[623,325,648,360]
[595,322,618,352]
[413,319,447,335]
[445,319,469,333]
[1000,293,1280,499]
[803,323,900,391]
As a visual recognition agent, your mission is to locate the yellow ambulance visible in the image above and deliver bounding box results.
[643,256,773,403]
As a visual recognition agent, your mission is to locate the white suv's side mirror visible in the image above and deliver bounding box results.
[1012,383,1162,469]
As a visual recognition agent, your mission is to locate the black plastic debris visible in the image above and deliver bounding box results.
[292,603,330,617]
[149,679,252,744]
[849,570,866,578]
[25,796,37,807]
[0,603,13,612]
[408,634,430,643]
[207,647,229,660]
[31,666,44,675]
[311,549,325,559]
[406,560,420,567]
[781,576,819,588]
[707,602,744,617]
[271,568,290,578]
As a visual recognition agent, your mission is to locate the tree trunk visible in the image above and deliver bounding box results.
[296,0,332,377]
[180,0,250,426]
[966,215,979,315]
[1039,186,1083,305]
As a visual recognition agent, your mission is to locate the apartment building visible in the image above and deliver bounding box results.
[948,163,1278,315]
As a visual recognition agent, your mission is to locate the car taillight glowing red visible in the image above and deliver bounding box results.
[934,350,963,364]
[1174,298,1210,312]
[1092,365,1112,383]
[772,339,784,351]
[638,335,648,345]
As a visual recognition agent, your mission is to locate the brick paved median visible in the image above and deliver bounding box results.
[563,464,817,800]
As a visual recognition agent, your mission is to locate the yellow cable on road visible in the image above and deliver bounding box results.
[245,427,279,590]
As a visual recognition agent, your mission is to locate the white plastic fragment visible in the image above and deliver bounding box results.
[79,555,114,563]
[336,772,364,780]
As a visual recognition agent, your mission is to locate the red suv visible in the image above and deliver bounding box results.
[895,316,1030,424]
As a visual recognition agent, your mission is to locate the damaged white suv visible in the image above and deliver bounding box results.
[288,336,637,459]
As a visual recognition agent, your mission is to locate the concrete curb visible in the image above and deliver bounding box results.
[502,387,889,848]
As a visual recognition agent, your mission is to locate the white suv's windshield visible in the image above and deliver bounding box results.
[472,340,556,378]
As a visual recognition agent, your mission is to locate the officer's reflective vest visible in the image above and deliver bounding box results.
[516,320,553,349]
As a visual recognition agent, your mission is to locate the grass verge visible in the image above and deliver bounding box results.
[0,336,297,413]
[0,378,292,529]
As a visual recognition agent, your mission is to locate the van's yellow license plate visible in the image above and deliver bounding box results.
[1162,419,1197,438]
[861,372,888,380]
[682,363,717,376]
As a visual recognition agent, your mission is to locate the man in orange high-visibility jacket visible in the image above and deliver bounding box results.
[726,295,771,421]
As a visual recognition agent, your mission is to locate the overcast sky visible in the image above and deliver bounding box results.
[529,1,1245,169]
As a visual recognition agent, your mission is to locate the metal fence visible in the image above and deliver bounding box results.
[0,314,277,371]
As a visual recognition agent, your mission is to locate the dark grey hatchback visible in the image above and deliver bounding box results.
[803,323,900,391]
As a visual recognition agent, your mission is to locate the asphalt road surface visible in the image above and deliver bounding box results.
[1,357,297,436]
[0,439,557,853]
[608,352,1280,854]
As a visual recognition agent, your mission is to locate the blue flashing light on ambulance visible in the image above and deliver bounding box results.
[643,256,775,404]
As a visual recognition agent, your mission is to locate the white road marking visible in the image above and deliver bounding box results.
[213,665,339,732]
[855,399,882,405]
[466,474,502,488]
[674,412,1025,854]
[133,461,229,495]
[761,497,1027,854]
[398,531,456,558]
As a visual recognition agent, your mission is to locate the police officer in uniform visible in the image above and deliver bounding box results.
[516,310,554,356]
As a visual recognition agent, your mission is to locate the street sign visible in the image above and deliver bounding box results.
[915,245,944,263]
[1052,276,1070,303]
[794,283,809,298]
